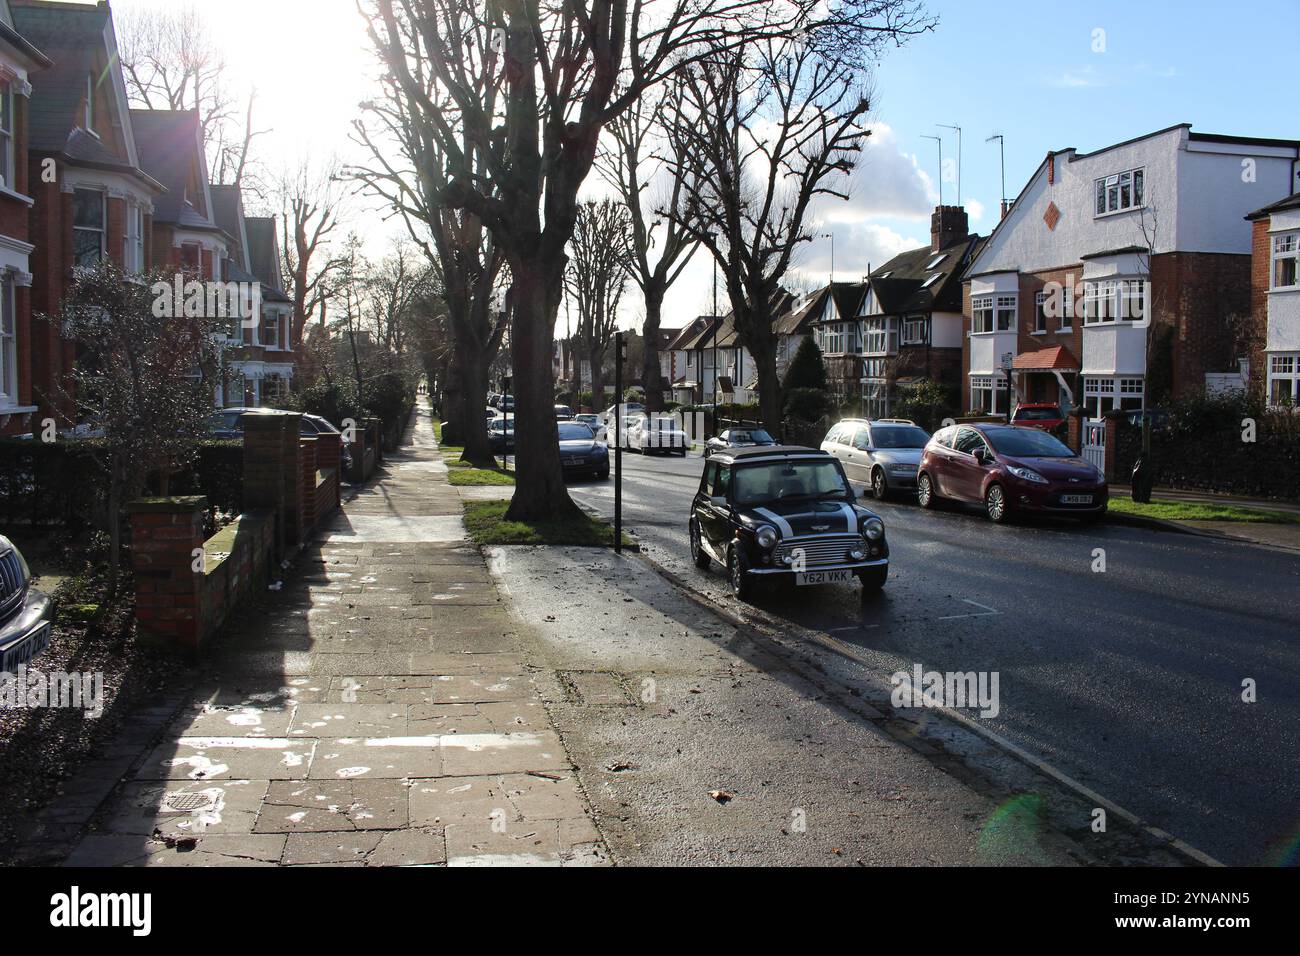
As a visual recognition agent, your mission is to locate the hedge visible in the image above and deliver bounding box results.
[1114,396,1300,501]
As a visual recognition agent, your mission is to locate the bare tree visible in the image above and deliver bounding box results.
[596,80,700,412]
[278,159,351,358]
[566,199,632,408]
[665,34,885,432]
[117,3,268,192]
[350,24,509,469]
[362,0,928,520]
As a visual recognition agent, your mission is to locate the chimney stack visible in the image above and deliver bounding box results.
[930,205,969,252]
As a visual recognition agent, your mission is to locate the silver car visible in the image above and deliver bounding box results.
[821,419,932,500]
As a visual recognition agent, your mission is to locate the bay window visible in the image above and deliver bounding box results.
[1273,233,1299,290]
[902,315,927,345]
[863,316,897,355]
[1084,376,1143,419]
[1268,354,1299,407]
[972,295,1015,334]
[0,275,15,406]
[73,188,105,268]
[0,81,12,191]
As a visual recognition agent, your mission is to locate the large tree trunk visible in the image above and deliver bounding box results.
[746,328,783,438]
[642,283,666,412]
[588,343,605,414]
[506,261,579,521]
[457,342,494,467]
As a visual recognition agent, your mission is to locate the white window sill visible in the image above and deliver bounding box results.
[0,184,34,207]
[1093,205,1144,221]
[1267,285,1300,294]
[1030,330,1047,336]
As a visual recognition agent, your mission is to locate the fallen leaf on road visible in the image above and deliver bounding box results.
[709,789,734,804]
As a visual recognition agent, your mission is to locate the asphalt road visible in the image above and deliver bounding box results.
[566,448,1300,866]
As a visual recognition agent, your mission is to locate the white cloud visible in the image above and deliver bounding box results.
[792,223,927,287]
[966,198,986,224]
[820,123,936,224]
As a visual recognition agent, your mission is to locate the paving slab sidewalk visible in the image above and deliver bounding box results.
[39,399,607,867]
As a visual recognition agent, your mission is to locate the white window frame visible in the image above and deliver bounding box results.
[0,274,15,405]
[972,295,993,334]
[0,80,13,191]
[1034,291,1048,333]
[902,314,927,345]
[85,73,95,133]
[72,187,105,268]
[969,374,1006,415]
[1083,375,1144,419]
[1272,232,1299,291]
[1119,279,1147,321]
[123,203,145,273]
[863,316,897,355]
[1094,167,1145,217]
[1267,353,1299,407]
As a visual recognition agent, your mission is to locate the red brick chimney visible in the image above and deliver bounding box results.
[931,205,969,252]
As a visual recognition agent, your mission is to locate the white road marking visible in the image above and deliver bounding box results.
[936,599,1001,621]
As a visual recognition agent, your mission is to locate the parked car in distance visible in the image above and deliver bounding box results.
[494,394,515,411]
[487,417,515,453]
[485,407,500,419]
[705,427,776,458]
[0,536,52,672]
[1124,408,1171,432]
[822,418,931,500]
[627,416,689,456]
[603,402,645,426]
[554,404,574,420]
[1011,403,1067,433]
[689,446,889,601]
[917,423,1107,523]
[209,408,354,472]
[574,413,607,443]
[557,421,609,480]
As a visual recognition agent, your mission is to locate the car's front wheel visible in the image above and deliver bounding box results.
[728,545,755,601]
[917,473,940,509]
[859,565,888,593]
[985,483,1010,523]
[871,468,889,501]
[689,519,711,569]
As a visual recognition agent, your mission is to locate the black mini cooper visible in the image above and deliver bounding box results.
[688,446,889,601]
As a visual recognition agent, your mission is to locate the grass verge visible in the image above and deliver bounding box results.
[1108,498,1300,524]
[463,500,633,547]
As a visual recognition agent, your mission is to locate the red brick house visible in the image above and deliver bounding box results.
[1245,192,1300,407]
[0,0,49,435]
[211,188,295,406]
[960,125,1300,421]
[13,0,165,431]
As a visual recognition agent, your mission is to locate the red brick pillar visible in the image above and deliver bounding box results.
[366,418,384,460]
[1103,411,1121,483]
[350,423,368,483]
[315,431,342,508]
[1067,413,1081,455]
[300,437,318,534]
[279,413,304,546]
[242,411,303,555]
[127,496,207,651]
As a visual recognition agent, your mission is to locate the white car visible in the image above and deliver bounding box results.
[574,413,607,443]
[627,416,689,456]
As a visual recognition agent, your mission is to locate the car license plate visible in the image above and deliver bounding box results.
[795,569,855,586]
[2,622,51,671]
[1060,494,1093,505]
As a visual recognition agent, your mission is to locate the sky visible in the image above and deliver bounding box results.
[107,0,1300,334]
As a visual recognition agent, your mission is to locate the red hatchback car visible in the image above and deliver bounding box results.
[917,423,1107,523]
[1010,403,1066,432]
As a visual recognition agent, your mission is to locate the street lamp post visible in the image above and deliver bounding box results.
[614,331,624,554]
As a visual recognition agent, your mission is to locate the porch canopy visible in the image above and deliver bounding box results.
[1012,345,1079,371]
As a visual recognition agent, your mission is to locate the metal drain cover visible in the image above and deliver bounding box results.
[165,791,216,813]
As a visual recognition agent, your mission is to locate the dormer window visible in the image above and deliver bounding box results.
[1094,167,1144,216]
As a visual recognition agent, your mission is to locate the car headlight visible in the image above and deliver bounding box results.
[861,517,884,540]
[889,462,914,473]
[1008,466,1048,484]
[755,525,778,550]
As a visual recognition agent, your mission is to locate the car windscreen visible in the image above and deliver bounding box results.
[557,423,594,440]
[1014,407,1063,421]
[870,425,930,448]
[732,460,849,505]
[985,428,1074,458]
[730,429,773,443]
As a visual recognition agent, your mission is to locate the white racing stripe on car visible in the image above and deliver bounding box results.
[835,503,858,532]
[754,507,794,538]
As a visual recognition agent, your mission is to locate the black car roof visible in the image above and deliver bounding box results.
[712,445,830,463]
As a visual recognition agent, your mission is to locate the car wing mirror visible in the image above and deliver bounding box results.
[708,495,728,508]
[973,447,988,464]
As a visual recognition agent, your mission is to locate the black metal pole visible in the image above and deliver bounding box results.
[614,331,623,554]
